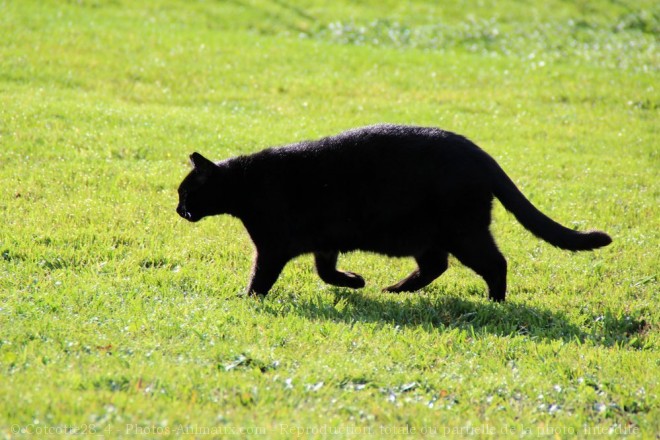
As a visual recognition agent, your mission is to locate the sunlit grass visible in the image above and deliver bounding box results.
[0,0,658,438]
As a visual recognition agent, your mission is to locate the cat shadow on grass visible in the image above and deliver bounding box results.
[259,288,648,348]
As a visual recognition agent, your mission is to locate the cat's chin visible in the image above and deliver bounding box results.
[177,210,202,223]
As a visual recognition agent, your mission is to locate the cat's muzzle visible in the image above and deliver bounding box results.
[176,205,195,221]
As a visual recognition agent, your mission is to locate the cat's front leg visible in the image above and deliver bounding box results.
[246,250,288,296]
[314,251,365,288]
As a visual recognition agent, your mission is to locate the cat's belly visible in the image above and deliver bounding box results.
[307,216,444,257]
[281,190,488,257]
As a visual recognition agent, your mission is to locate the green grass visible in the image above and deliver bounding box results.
[1,0,658,438]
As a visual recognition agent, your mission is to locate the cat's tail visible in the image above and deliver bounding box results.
[487,157,612,251]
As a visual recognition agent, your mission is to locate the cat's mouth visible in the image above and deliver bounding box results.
[176,206,200,222]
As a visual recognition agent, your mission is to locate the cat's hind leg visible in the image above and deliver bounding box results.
[448,229,507,302]
[384,248,448,293]
[315,251,366,289]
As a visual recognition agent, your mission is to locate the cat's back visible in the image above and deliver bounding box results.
[306,123,460,155]
[252,124,477,166]
[237,124,488,195]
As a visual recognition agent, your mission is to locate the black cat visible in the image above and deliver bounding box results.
[176,124,611,301]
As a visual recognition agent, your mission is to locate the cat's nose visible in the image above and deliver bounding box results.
[176,205,187,218]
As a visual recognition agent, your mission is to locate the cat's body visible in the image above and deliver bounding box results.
[177,124,611,301]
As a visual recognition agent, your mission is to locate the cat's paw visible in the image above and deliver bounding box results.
[382,283,414,293]
[342,271,366,289]
[323,271,365,289]
[245,289,267,299]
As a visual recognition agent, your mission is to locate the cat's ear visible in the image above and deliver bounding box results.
[189,152,216,173]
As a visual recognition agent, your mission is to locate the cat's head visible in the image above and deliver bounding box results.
[176,152,225,222]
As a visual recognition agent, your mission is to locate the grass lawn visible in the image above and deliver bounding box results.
[1,0,658,438]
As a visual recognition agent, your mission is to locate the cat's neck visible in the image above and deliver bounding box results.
[206,159,244,218]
